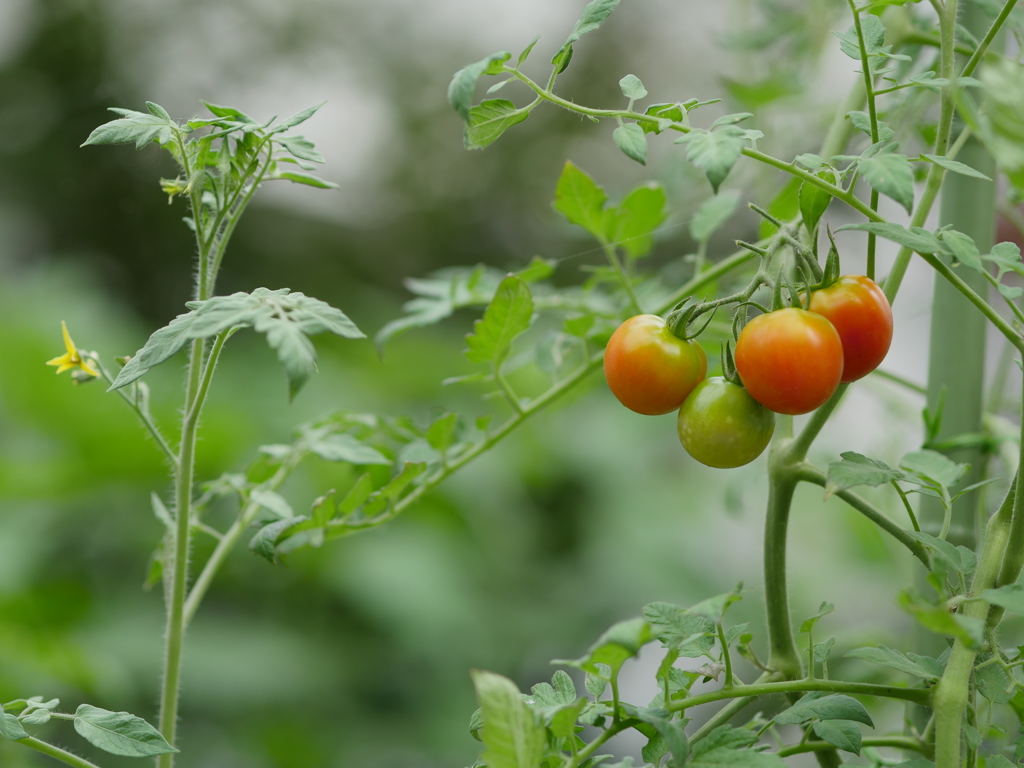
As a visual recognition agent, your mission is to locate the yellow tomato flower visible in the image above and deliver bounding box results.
[46,321,99,378]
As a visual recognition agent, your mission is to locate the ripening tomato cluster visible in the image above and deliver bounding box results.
[603,275,893,469]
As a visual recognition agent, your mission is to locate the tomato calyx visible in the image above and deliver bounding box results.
[665,297,720,341]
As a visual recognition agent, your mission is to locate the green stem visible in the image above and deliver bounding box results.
[779,736,928,758]
[933,470,1016,767]
[793,464,928,565]
[14,736,105,768]
[847,0,881,278]
[503,67,883,223]
[666,678,931,715]
[960,0,1020,79]
[688,671,778,744]
[763,464,802,679]
[717,623,735,687]
[892,480,921,532]
[883,1,961,302]
[156,332,228,767]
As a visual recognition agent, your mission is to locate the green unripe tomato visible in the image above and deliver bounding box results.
[677,377,775,469]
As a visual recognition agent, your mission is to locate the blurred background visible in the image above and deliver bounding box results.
[0,0,1008,766]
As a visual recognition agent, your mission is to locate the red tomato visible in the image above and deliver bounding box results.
[734,308,843,415]
[604,314,707,415]
[808,275,893,382]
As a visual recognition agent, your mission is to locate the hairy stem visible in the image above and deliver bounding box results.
[14,737,105,768]
[666,678,931,714]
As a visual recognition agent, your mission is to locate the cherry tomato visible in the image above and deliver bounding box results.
[808,275,892,383]
[677,377,775,468]
[604,314,707,415]
[734,308,843,415]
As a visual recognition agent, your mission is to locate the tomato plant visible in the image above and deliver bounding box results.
[733,308,844,415]
[808,275,893,382]
[676,377,775,468]
[603,314,707,415]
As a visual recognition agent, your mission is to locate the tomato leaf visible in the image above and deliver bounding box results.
[73,705,177,757]
[619,74,648,100]
[555,617,653,676]
[270,102,325,134]
[799,168,835,234]
[900,449,968,489]
[110,288,364,399]
[276,135,325,164]
[0,712,28,741]
[470,670,546,768]
[82,104,177,149]
[813,719,863,755]
[612,123,648,165]
[799,601,835,634]
[982,583,1024,615]
[690,191,740,243]
[551,0,622,73]
[899,591,985,649]
[921,153,992,181]
[859,144,915,213]
[908,530,976,575]
[609,183,666,258]
[465,99,532,149]
[643,602,716,657]
[677,127,745,193]
[775,693,874,727]
[844,645,942,680]
[836,222,947,255]
[448,51,512,120]
[553,161,610,240]
[938,229,984,271]
[308,434,390,465]
[688,725,784,767]
[824,451,903,498]
[272,171,338,189]
[464,275,534,366]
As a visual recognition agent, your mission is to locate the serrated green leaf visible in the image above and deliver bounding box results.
[558,618,652,676]
[835,16,886,61]
[976,653,1014,703]
[110,289,363,396]
[515,256,555,283]
[844,645,940,680]
[690,192,740,243]
[272,102,325,134]
[825,451,904,498]
[613,123,647,165]
[553,161,609,240]
[836,222,947,255]
[249,517,308,563]
[800,601,835,634]
[465,99,531,149]
[275,171,338,189]
[813,720,862,755]
[900,450,968,489]
[814,636,836,664]
[517,34,541,67]
[470,670,546,768]
[551,0,621,71]
[249,489,294,519]
[687,588,743,623]
[799,168,835,234]
[610,183,666,258]
[619,74,648,100]
[642,602,715,657]
[82,107,177,150]
[201,101,256,123]
[0,713,27,740]
[426,412,459,453]
[585,663,611,697]
[448,51,512,120]
[909,530,975,574]
[775,693,873,727]
[679,127,745,193]
[938,229,984,271]
[983,583,1024,615]
[73,705,177,757]
[860,146,914,213]
[921,154,992,181]
[308,434,390,465]
[276,135,325,164]
[336,473,374,519]
[899,592,984,648]
[465,275,533,365]
[689,725,784,767]
[848,111,895,142]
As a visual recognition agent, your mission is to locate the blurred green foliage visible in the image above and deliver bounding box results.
[0,0,929,766]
